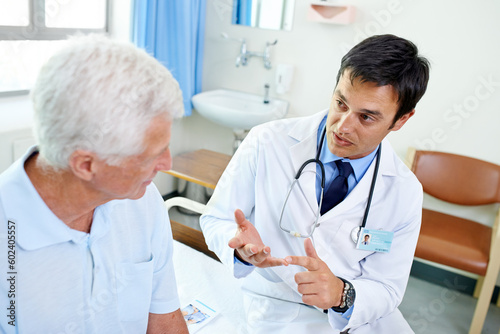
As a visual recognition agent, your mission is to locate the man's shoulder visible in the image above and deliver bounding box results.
[381,140,422,189]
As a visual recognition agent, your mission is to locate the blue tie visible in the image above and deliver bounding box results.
[320,160,353,215]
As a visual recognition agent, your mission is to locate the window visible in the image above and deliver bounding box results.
[0,0,109,95]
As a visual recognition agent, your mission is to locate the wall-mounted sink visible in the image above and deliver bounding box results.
[191,89,288,131]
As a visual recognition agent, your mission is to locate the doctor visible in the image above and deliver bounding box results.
[200,34,430,333]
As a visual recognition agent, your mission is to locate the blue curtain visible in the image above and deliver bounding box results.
[132,0,207,116]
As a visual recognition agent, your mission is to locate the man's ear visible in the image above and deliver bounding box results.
[68,150,97,181]
[390,109,415,131]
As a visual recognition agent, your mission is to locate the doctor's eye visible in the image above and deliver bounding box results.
[360,114,375,122]
[336,100,347,110]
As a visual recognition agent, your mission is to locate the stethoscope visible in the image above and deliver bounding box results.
[278,127,381,243]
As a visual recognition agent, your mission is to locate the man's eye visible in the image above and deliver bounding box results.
[361,114,373,121]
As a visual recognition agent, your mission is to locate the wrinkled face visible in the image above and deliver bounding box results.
[93,115,173,200]
[326,71,414,159]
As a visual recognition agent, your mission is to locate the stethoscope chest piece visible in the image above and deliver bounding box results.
[351,226,361,244]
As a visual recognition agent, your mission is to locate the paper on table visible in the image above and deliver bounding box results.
[182,299,219,333]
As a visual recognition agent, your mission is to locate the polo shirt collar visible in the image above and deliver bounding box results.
[1,147,109,251]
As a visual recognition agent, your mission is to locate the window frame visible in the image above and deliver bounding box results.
[0,0,111,40]
[0,0,110,96]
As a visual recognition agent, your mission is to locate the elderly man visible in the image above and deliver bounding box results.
[201,34,430,333]
[0,36,188,333]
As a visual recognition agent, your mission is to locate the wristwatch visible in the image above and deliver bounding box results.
[331,277,356,313]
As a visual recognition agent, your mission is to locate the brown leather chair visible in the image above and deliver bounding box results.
[407,148,500,334]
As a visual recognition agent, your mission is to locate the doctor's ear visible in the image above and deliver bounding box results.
[68,150,97,181]
[390,109,415,131]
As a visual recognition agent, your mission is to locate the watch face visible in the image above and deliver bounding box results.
[346,285,355,308]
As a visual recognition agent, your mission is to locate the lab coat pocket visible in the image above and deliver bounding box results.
[115,255,154,322]
[330,220,372,271]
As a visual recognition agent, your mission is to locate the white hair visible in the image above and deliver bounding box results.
[31,34,184,170]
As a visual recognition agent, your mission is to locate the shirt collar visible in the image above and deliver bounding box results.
[0,146,109,250]
[317,116,379,182]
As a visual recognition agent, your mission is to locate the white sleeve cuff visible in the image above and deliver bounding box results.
[327,308,350,332]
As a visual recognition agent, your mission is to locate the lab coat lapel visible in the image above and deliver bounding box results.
[287,110,329,215]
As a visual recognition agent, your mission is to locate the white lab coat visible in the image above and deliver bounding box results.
[200,110,422,333]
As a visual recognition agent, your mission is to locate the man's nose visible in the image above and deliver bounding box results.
[156,149,172,171]
[337,112,355,134]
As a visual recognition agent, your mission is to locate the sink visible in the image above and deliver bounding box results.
[191,89,289,131]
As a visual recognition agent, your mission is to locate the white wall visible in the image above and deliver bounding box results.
[0,95,35,171]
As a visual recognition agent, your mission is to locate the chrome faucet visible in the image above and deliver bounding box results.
[263,40,278,69]
[238,39,277,69]
[236,39,248,67]
[263,84,270,104]
[222,32,277,70]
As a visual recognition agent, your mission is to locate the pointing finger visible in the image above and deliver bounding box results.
[265,256,288,267]
[304,238,320,259]
[284,239,322,270]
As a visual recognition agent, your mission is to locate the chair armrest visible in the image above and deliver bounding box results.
[165,197,206,214]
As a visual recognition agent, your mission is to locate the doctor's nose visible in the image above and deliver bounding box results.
[337,112,355,134]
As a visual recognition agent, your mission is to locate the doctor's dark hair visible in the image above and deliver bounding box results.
[336,34,430,126]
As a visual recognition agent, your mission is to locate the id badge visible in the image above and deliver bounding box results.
[356,228,394,253]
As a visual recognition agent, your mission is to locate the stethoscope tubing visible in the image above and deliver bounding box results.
[279,125,381,241]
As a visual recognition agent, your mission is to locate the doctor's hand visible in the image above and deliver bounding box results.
[228,209,288,268]
[285,238,344,310]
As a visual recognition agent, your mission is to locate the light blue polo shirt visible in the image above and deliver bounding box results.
[0,147,180,334]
